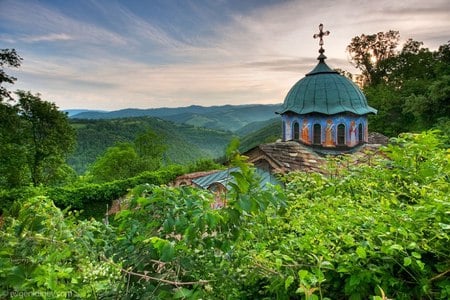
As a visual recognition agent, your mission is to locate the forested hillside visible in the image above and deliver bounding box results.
[69,117,234,174]
[238,118,281,152]
[71,104,282,132]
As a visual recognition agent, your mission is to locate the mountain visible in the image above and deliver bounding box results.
[69,117,234,174]
[64,109,107,117]
[71,104,282,132]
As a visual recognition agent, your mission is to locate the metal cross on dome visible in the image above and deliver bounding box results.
[313,23,330,56]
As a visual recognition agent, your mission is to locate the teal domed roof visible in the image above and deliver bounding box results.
[278,60,377,115]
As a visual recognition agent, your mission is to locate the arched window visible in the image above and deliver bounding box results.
[337,124,346,145]
[282,121,286,141]
[358,123,363,143]
[293,122,300,140]
[313,124,321,144]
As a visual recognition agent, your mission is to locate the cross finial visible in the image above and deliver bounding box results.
[313,23,330,61]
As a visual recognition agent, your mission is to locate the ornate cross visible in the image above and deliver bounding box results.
[313,23,330,55]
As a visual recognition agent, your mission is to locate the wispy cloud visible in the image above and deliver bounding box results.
[20,33,73,43]
[0,0,126,46]
[2,0,450,110]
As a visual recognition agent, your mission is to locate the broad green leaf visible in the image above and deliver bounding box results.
[403,257,412,266]
[174,287,193,299]
[285,275,294,290]
[356,246,367,259]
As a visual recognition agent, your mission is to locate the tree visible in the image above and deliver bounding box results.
[89,129,167,182]
[89,143,140,182]
[134,129,167,170]
[0,49,27,187]
[0,103,29,188]
[0,49,22,101]
[347,30,400,85]
[347,31,450,136]
[15,91,76,186]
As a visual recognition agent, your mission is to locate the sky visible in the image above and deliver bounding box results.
[1,0,449,111]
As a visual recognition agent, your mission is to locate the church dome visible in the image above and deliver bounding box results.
[278,60,377,116]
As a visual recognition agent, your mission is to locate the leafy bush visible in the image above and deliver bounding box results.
[0,197,122,298]
[0,131,448,299]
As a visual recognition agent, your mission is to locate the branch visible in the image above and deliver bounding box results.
[430,269,450,282]
[101,254,209,287]
[121,268,209,286]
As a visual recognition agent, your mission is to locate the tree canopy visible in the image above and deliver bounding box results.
[347,33,450,136]
[0,91,76,187]
[1,131,449,299]
[88,129,167,183]
[0,48,22,101]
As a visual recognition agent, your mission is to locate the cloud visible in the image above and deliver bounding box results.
[0,0,127,46]
[20,33,73,43]
[3,0,450,110]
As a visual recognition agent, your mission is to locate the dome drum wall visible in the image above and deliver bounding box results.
[282,113,368,149]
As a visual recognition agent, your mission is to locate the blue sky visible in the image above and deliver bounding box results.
[1,0,449,110]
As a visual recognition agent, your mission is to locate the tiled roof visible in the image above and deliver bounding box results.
[248,141,326,173]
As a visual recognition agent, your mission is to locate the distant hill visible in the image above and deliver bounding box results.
[71,104,282,132]
[68,117,234,174]
[64,109,108,117]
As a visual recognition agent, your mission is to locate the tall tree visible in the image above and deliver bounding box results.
[0,48,22,101]
[347,31,450,135]
[89,142,140,182]
[15,91,76,186]
[89,129,167,183]
[0,49,28,187]
[347,30,400,86]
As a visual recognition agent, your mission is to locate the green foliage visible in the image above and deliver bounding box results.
[348,33,450,136]
[72,104,282,133]
[239,117,281,152]
[68,117,233,174]
[0,131,448,299]
[50,166,185,216]
[347,30,400,86]
[185,158,224,173]
[88,129,168,183]
[0,197,122,298]
[227,130,449,299]
[88,142,141,183]
[0,48,22,101]
[109,149,286,299]
[0,91,76,188]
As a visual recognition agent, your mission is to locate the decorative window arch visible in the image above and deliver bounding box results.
[358,123,363,143]
[293,122,300,140]
[313,124,321,144]
[337,124,346,145]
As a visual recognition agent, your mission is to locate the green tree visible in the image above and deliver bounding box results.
[348,31,450,135]
[89,142,140,182]
[0,48,22,101]
[0,196,122,297]
[15,91,76,186]
[347,30,400,86]
[89,129,167,183]
[134,129,167,170]
[0,49,27,188]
